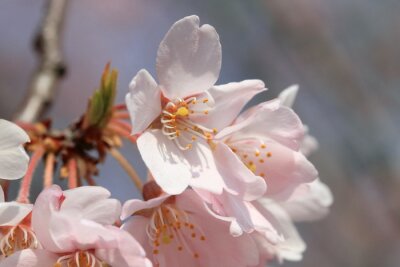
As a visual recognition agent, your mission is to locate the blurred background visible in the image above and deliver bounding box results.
[1,1,400,266]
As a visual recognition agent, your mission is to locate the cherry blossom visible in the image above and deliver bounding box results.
[250,199,306,265]
[0,185,152,267]
[121,188,259,267]
[215,97,318,199]
[126,15,266,198]
[0,119,30,180]
[277,85,319,156]
[0,186,36,257]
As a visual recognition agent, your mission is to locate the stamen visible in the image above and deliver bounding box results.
[55,250,102,267]
[0,225,38,257]
[160,97,217,150]
[147,205,205,260]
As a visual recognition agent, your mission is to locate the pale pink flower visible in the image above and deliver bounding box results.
[121,189,260,267]
[126,15,266,198]
[0,119,30,180]
[250,180,333,265]
[250,199,306,265]
[0,185,152,267]
[0,186,36,257]
[215,97,318,199]
[279,179,333,222]
[278,85,319,156]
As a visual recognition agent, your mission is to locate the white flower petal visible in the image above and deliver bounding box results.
[197,79,267,130]
[121,195,169,220]
[137,130,192,195]
[63,186,121,225]
[126,69,161,135]
[278,84,299,108]
[0,202,32,226]
[280,179,333,222]
[156,15,222,99]
[0,146,29,180]
[0,119,30,150]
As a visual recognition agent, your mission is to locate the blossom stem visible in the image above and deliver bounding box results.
[109,148,143,191]
[84,175,96,186]
[112,112,131,120]
[106,124,137,143]
[112,104,127,111]
[67,158,78,189]
[43,152,55,187]
[110,119,132,132]
[17,146,45,203]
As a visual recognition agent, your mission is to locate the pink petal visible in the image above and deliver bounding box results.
[213,143,266,201]
[300,125,319,156]
[123,190,260,267]
[278,84,299,108]
[121,195,169,220]
[62,186,121,225]
[137,130,192,195]
[231,138,317,198]
[32,185,66,252]
[156,15,221,99]
[0,202,32,227]
[220,100,304,150]
[200,79,266,130]
[126,69,161,135]
[279,179,333,222]
[253,200,306,263]
[96,226,152,267]
[0,249,58,267]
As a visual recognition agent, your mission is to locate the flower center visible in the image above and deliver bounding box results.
[54,251,105,267]
[147,205,206,261]
[0,225,38,257]
[228,139,273,178]
[161,97,217,150]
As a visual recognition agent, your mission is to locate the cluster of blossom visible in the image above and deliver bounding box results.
[0,15,332,267]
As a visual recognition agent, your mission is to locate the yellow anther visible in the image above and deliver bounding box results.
[261,144,266,149]
[255,151,260,157]
[246,162,257,172]
[203,99,209,103]
[267,152,272,157]
[204,110,209,115]
[213,128,218,134]
[162,235,172,244]
[192,136,197,141]
[176,107,190,116]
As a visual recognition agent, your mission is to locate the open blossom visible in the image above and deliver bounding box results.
[121,186,259,267]
[215,96,318,199]
[0,119,30,180]
[1,185,152,267]
[0,186,36,257]
[126,15,266,198]
[277,85,319,156]
[250,199,306,265]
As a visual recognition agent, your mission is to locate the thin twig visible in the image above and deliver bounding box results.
[14,0,68,123]
[109,147,143,191]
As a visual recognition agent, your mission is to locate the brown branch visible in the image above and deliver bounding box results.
[14,0,68,123]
